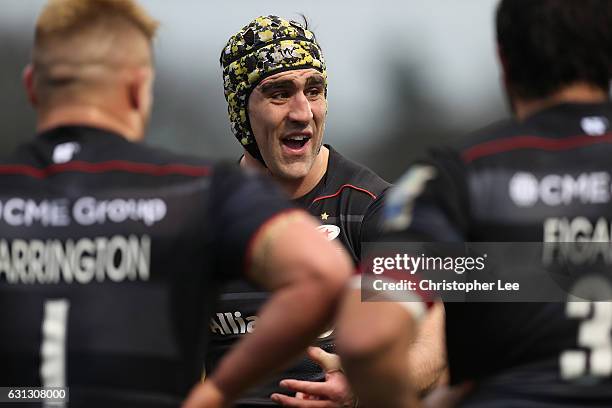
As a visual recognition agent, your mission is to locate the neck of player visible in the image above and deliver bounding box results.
[36,104,145,142]
[241,146,329,199]
[514,82,609,121]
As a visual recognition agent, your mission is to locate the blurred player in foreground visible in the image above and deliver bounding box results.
[0,1,351,407]
[208,14,446,407]
[337,0,612,406]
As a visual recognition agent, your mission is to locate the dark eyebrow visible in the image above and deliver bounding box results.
[259,80,296,94]
[306,75,325,88]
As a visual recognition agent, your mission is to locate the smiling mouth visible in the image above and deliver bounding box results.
[282,135,311,150]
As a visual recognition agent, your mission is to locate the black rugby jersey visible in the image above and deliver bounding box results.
[385,103,612,407]
[0,126,292,407]
[206,145,390,406]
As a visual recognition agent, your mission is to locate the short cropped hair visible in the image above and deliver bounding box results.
[497,0,612,100]
[35,0,158,46]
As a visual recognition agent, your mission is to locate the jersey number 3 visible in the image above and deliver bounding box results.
[560,301,612,380]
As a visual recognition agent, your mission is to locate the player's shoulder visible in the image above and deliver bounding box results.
[1,126,214,170]
[325,144,391,200]
[460,118,525,150]
[114,138,214,169]
[0,127,221,199]
[413,118,528,197]
[456,103,612,165]
[388,118,523,185]
[383,122,520,235]
[135,146,269,205]
[454,117,530,163]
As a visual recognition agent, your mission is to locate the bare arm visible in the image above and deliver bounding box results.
[407,302,448,394]
[183,211,352,408]
[279,299,446,408]
[336,286,422,408]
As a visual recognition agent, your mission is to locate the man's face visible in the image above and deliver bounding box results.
[248,68,327,180]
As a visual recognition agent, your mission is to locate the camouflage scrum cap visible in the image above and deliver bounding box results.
[220,15,327,163]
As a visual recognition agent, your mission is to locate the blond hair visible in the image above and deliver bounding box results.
[31,0,159,104]
[35,0,158,45]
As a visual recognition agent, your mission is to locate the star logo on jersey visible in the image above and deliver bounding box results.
[317,224,340,241]
[320,212,329,220]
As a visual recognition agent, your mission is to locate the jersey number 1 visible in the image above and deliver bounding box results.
[41,299,70,395]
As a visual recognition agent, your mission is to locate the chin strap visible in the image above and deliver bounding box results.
[244,142,267,168]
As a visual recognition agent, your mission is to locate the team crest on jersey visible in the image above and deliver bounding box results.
[317,225,340,241]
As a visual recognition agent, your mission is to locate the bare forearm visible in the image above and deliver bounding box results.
[347,338,421,408]
[189,213,350,407]
[337,291,421,408]
[407,303,447,394]
[408,348,448,395]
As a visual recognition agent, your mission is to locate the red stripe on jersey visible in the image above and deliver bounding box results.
[312,184,377,204]
[0,160,211,178]
[462,133,612,163]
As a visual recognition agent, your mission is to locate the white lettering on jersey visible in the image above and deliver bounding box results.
[209,311,334,339]
[0,235,150,284]
[0,199,70,227]
[210,312,257,335]
[543,217,612,265]
[509,172,539,207]
[0,197,167,227]
[510,172,611,207]
[544,217,611,243]
[73,197,166,226]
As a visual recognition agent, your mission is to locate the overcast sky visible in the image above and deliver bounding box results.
[2,0,504,143]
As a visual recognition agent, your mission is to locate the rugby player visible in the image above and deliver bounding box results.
[0,2,351,407]
[208,15,445,407]
[337,0,612,406]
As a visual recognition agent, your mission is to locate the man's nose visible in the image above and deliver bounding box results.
[287,92,313,123]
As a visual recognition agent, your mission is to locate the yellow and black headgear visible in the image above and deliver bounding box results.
[220,15,327,164]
